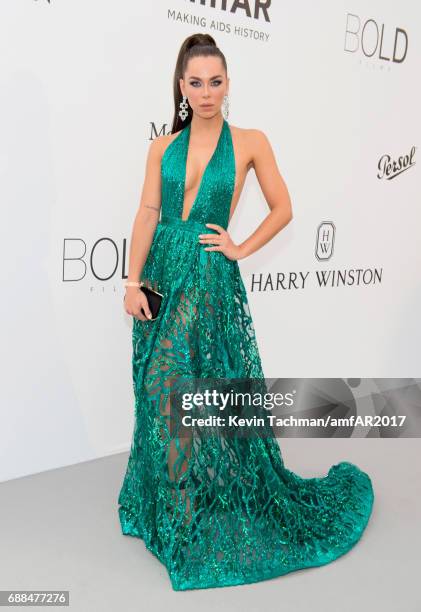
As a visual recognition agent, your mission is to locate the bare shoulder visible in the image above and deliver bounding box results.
[152,128,184,159]
[245,127,272,148]
[229,124,257,144]
[229,125,273,171]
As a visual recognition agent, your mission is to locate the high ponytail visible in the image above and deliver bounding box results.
[171,33,228,134]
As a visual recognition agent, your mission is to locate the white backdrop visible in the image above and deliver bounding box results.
[1,0,420,482]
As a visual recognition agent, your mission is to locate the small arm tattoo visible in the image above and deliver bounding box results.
[143,204,161,212]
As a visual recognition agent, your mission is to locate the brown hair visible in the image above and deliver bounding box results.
[171,33,228,134]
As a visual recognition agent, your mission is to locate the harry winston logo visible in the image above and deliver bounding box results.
[315,222,335,261]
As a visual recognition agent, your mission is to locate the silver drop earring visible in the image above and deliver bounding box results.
[179,95,189,121]
[222,94,229,120]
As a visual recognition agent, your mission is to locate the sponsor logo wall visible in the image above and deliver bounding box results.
[1,2,419,480]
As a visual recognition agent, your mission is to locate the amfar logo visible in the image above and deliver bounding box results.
[186,0,271,22]
[315,222,335,262]
[344,13,408,63]
[377,146,416,180]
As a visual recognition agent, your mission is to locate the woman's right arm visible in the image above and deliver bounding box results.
[124,135,164,321]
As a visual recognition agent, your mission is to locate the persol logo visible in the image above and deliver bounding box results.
[377,146,416,180]
[185,0,271,22]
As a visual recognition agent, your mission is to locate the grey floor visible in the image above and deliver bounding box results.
[1,439,420,612]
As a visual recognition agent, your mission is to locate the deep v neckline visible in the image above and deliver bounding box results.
[181,118,226,222]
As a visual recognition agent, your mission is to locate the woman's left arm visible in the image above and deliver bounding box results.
[236,129,293,260]
[200,129,293,261]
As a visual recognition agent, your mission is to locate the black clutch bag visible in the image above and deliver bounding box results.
[140,283,163,320]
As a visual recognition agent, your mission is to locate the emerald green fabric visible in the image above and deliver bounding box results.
[118,118,374,590]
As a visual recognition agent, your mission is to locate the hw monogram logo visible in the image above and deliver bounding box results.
[315,222,335,261]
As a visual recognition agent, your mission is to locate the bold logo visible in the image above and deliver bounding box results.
[62,238,128,282]
[344,13,408,63]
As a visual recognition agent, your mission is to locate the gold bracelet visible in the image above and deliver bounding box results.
[124,281,144,289]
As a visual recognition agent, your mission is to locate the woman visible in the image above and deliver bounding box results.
[118,33,374,591]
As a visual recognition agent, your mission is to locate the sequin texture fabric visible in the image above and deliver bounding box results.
[117,119,374,590]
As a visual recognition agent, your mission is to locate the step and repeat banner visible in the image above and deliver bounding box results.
[1,1,419,481]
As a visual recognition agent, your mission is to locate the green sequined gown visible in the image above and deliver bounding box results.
[117,118,374,591]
